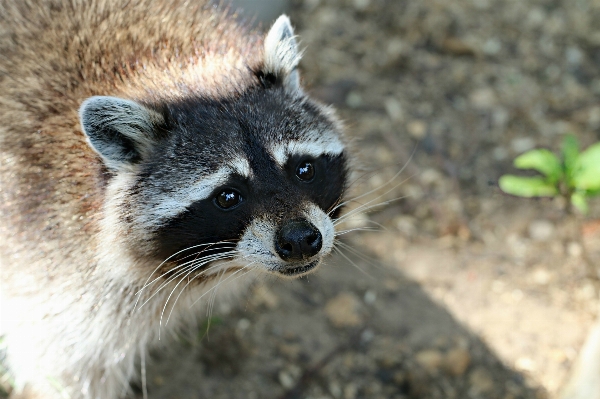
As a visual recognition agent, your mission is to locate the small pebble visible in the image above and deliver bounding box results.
[469,88,497,110]
[237,318,251,331]
[469,368,494,394]
[363,290,377,304]
[443,347,471,376]
[325,293,363,327]
[482,38,502,55]
[415,349,444,373]
[510,137,536,153]
[384,97,404,122]
[567,242,582,258]
[406,120,427,139]
[345,91,363,108]
[528,220,554,241]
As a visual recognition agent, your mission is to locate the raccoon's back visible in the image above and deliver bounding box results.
[0,0,260,285]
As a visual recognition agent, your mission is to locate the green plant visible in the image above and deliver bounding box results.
[499,135,600,213]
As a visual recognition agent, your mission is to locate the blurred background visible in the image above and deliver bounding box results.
[0,1,597,399]
[66,1,600,398]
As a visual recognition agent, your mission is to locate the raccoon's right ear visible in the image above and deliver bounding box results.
[261,15,302,93]
[79,96,164,170]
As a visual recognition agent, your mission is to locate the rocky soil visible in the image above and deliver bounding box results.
[140,0,600,398]
[4,0,600,398]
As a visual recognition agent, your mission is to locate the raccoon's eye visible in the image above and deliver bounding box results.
[296,161,315,182]
[214,189,243,210]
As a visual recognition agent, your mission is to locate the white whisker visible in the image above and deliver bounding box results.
[329,151,416,216]
[335,240,382,269]
[188,261,257,309]
[163,258,240,326]
[334,227,380,236]
[333,246,373,279]
[333,188,411,227]
[139,251,237,313]
[135,244,237,296]
[157,253,238,339]
[132,240,237,311]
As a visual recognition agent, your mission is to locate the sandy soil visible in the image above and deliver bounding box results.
[139,1,600,398]
[3,0,600,398]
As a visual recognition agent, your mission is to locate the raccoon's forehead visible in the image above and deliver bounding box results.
[132,90,346,228]
[160,90,344,168]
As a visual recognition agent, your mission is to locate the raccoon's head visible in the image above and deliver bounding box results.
[79,16,349,279]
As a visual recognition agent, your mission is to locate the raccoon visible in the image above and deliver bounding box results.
[0,1,350,398]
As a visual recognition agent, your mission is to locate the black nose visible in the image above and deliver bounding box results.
[275,219,323,261]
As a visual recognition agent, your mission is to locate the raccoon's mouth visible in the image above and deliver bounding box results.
[278,260,320,277]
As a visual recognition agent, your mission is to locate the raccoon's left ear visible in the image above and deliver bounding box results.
[261,15,302,93]
[79,96,164,170]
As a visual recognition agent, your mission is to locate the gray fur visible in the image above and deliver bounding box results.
[1,2,349,398]
[264,15,302,92]
[80,96,163,170]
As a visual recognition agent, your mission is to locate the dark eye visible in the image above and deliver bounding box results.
[296,161,315,181]
[214,189,243,210]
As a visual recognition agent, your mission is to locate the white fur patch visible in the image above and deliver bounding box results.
[264,15,302,91]
[137,166,244,227]
[236,202,335,273]
[303,203,335,256]
[269,138,345,167]
[228,157,252,178]
[237,218,280,271]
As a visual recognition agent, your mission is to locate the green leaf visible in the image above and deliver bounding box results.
[572,142,600,191]
[513,149,562,181]
[499,175,558,197]
[586,187,600,197]
[562,134,580,185]
[571,192,589,214]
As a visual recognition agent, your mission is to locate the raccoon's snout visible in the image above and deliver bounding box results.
[275,219,323,261]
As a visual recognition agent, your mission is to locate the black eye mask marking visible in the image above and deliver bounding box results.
[285,153,348,214]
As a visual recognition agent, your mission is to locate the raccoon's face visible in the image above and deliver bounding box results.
[79,16,349,278]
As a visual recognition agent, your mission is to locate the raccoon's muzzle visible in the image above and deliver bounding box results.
[275,219,323,261]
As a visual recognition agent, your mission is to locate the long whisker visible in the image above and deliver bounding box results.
[188,261,257,309]
[200,265,257,339]
[333,246,374,279]
[334,193,410,227]
[163,257,241,326]
[334,227,380,236]
[139,251,237,312]
[335,240,383,270]
[207,269,226,320]
[132,240,237,311]
[135,243,237,297]
[157,253,238,339]
[329,148,416,216]
[140,251,236,306]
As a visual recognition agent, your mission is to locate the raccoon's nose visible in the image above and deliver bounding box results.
[275,219,323,261]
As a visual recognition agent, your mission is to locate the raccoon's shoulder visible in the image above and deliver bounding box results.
[4,0,261,103]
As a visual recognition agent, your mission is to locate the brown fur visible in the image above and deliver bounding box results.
[0,0,261,293]
[0,1,264,397]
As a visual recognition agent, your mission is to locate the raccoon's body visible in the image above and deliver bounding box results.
[0,1,349,398]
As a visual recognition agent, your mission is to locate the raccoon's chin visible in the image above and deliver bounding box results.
[276,259,320,277]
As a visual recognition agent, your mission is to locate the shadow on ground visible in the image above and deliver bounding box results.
[140,248,543,399]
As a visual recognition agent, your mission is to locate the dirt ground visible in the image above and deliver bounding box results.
[3,0,600,398]
[138,0,600,398]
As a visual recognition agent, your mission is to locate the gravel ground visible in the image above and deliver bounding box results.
[140,1,600,398]
[4,1,600,398]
